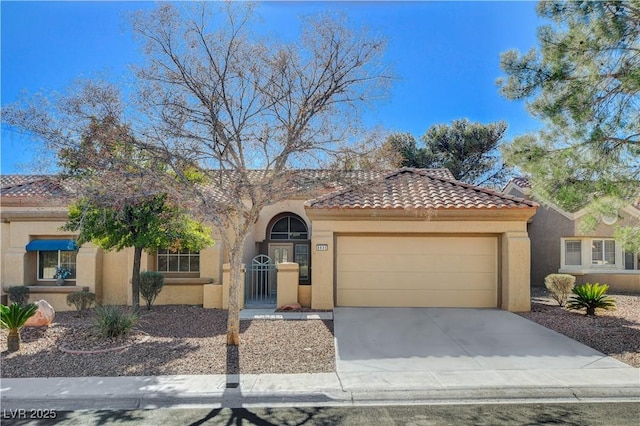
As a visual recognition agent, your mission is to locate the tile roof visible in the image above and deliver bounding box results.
[305,168,537,210]
[1,169,456,200]
[1,176,76,199]
[505,177,531,190]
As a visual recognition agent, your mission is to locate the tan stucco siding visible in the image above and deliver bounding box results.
[336,235,498,307]
[100,250,130,305]
[526,206,574,288]
[574,273,640,293]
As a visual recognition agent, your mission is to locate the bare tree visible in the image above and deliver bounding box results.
[129,3,391,345]
[3,2,391,346]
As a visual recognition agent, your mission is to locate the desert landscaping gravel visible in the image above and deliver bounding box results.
[518,288,640,368]
[2,290,639,378]
[0,306,335,378]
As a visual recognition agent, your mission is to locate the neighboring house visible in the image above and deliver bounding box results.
[503,178,640,293]
[1,168,537,311]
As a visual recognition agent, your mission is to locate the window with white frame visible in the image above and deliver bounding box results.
[591,239,615,266]
[38,251,77,280]
[624,251,639,270]
[157,249,200,272]
[564,240,582,266]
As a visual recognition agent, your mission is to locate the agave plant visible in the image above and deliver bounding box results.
[567,283,616,316]
[0,303,38,352]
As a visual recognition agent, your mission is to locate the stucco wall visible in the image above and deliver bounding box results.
[527,205,574,287]
[306,213,533,312]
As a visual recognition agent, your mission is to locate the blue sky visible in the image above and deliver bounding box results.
[1,1,543,174]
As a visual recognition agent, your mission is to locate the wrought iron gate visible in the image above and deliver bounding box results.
[245,255,277,306]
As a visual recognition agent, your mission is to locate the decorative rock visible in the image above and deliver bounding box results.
[24,300,55,327]
[279,303,301,311]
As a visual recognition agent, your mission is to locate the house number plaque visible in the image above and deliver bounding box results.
[316,244,329,251]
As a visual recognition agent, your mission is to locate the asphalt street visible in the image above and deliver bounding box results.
[2,402,639,425]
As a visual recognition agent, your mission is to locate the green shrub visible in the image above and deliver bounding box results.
[7,286,30,306]
[139,271,165,310]
[93,305,138,339]
[66,291,96,314]
[0,303,38,352]
[544,274,576,307]
[567,283,616,316]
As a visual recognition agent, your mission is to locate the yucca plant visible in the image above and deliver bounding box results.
[94,305,138,339]
[567,283,616,316]
[1,303,38,352]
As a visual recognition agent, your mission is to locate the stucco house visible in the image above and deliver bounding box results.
[503,177,640,292]
[1,168,537,311]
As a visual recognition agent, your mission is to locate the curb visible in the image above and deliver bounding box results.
[3,385,639,411]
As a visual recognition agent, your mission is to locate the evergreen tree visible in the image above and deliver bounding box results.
[498,0,639,250]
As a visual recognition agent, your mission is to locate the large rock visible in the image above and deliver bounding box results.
[24,300,55,327]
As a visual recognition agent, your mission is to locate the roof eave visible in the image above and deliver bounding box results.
[304,205,538,222]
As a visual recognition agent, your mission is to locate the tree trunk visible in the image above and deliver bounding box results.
[586,306,596,316]
[227,254,242,346]
[132,246,143,314]
[7,329,20,352]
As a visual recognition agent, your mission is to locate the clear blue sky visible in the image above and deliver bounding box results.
[1,1,543,174]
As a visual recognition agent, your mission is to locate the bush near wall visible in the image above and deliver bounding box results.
[544,274,576,307]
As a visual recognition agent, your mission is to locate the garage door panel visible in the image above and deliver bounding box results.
[336,235,498,308]
[337,289,497,308]
[338,236,496,256]
[337,271,497,291]
[338,254,496,273]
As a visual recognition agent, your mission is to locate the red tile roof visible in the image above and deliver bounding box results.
[305,168,537,210]
[1,169,456,200]
[1,176,76,199]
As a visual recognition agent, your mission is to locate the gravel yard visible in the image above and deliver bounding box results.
[0,306,335,378]
[518,288,640,368]
[2,289,639,378]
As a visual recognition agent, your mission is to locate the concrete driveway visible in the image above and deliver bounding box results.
[334,308,628,373]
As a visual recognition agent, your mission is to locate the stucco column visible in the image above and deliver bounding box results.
[222,263,245,309]
[276,262,299,307]
[502,231,531,312]
[311,229,334,310]
[3,248,28,287]
[200,243,222,283]
[75,244,103,298]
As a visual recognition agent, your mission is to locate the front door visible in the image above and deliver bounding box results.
[269,243,293,264]
[269,243,292,300]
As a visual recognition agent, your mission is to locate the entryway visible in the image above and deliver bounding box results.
[244,255,277,307]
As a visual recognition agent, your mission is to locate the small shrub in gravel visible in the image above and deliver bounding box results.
[7,286,30,306]
[66,291,96,315]
[544,273,575,307]
[94,305,138,338]
[567,283,616,316]
[139,271,164,310]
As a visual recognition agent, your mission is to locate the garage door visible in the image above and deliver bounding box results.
[336,235,498,308]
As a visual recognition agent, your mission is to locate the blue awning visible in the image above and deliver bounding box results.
[25,239,77,252]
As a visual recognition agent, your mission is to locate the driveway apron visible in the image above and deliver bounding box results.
[333,307,628,373]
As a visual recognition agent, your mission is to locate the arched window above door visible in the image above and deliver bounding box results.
[269,215,308,240]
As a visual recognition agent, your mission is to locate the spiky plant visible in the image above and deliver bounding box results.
[0,303,38,352]
[567,283,616,316]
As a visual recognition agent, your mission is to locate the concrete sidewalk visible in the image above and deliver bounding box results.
[2,368,639,410]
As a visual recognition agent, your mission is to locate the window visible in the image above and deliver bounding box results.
[624,251,639,270]
[295,244,310,283]
[157,249,200,272]
[564,240,582,266]
[270,216,308,240]
[38,251,77,280]
[592,239,615,266]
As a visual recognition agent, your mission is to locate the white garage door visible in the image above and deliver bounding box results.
[336,235,498,308]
